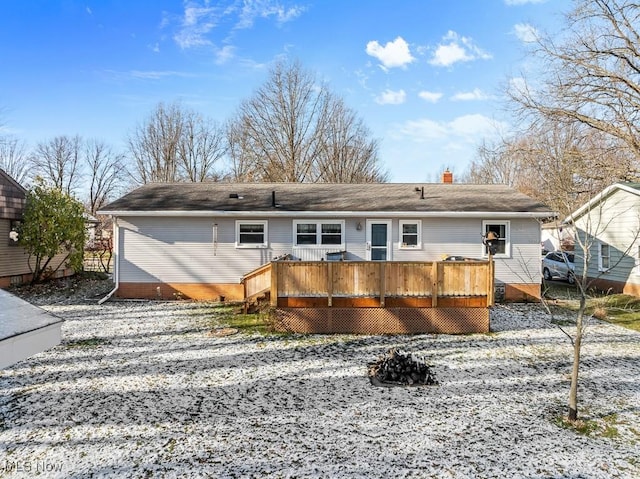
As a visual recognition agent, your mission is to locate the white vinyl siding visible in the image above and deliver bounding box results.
[392,217,540,285]
[119,217,272,284]
[116,215,543,287]
[573,188,640,286]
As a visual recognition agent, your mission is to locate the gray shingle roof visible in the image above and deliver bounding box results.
[100,182,554,215]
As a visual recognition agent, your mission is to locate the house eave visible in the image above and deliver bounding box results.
[99,209,555,219]
[565,182,640,223]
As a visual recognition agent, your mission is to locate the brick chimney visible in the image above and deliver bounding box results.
[442,169,453,184]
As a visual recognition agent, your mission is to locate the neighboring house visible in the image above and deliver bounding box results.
[541,221,575,254]
[0,169,31,287]
[567,182,640,296]
[99,176,555,302]
[0,169,74,287]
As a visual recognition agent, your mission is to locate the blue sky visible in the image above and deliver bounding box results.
[0,0,571,182]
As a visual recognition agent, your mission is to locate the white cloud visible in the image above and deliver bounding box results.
[366,36,415,70]
[172,1,304,50]
[394,114,503,143]
[103,70,194,81]
[418,91,443,103]
[236,2,305,29]
[451,88,490,101]
[429,31,491,67]
[174,2,218,49]
[375,89,406,105]
[384,114,510,180]
[513,23,539,43]
[215,45,235,64]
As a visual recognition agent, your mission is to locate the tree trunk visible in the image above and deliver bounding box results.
[568,305,585,421]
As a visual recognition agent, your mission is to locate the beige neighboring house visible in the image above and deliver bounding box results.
[0,169,74,288]
[568,182,640,296]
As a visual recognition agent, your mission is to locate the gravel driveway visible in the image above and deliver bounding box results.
[1,296,639,478]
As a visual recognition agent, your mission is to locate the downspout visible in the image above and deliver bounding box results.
[98,217,119,304]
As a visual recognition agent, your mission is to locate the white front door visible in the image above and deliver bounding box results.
[366,220,391,261]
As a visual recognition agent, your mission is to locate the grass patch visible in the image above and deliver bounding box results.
[554,413,621,439]
[210,308,277,335]
[590,294,640,332]
[65,337,109,348]
[543,283,640,332]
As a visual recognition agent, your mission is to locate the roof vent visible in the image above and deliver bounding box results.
[272,190,281,208]
[229,193,244,199]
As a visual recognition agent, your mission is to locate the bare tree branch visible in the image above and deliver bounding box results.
[31,135,83,195]
[227,59,387,183]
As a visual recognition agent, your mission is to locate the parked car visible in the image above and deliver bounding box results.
[542,251,575,283]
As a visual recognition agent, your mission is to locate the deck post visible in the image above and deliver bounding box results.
[327,261,333,307]
[431,261,439,307]
[487,259,495,306]
[270,261,278,307]
[379,262,386,307]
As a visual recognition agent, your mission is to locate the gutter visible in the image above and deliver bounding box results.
[98,210,557,219]
[98,218,119,305]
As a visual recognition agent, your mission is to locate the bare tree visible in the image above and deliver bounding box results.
[85,139,126,215]
[227,59,386,183]
[314,98,388,182]
[540,194,640,422]
[509,0,640,167]
[128,102,225,184]
[128,102,183,184]
[0,136,30,185]
[464,122,637,217]
[462,138,525,187]
[179,112,226,182]
[31,135,83,194]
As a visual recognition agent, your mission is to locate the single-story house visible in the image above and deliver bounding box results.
[99,177,556,303]
[566,182,640,296]
[0,169,75,287]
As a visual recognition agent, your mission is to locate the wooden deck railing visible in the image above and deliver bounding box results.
[261,260,494,308]
[242,262,273,300]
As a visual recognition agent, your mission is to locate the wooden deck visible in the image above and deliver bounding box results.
[242,260,494,334]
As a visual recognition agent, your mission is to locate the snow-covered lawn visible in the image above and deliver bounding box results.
[1,300,639,478]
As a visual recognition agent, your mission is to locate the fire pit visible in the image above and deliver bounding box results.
[368,348,438,387]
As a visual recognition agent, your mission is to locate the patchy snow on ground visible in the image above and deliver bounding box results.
[1,298,639,478]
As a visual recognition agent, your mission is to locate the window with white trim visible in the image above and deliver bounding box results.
[399,220,421,249]
[293,220,344,247]
[236,221,267,248]
[482,220,510,257]
[598,242,610,271]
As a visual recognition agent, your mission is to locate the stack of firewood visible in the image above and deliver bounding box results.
[368,348,438,386]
